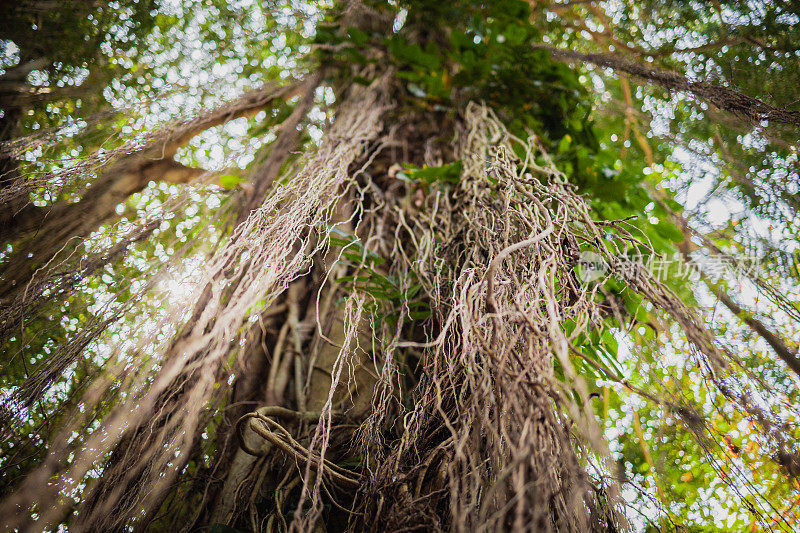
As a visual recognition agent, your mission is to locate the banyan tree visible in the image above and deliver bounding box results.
[1,1,800,531]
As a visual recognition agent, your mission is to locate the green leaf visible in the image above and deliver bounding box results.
[403,161,463,185]
[408,309,431,320]
[557,134,572,153]
[218,174,242,189]
[654,220,684,243]
[346,27,369,46]
[503,24,527,46]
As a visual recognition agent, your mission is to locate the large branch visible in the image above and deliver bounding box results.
[239,72,322,217]
[665,201,800,379]
[534,44,800,128]
[0,77,315,301]
[705,277,800,378]
[157,80,310,157]
[2,78,310,244]
[0,58,49,82]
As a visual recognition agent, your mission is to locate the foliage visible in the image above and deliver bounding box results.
[1,0,799,531]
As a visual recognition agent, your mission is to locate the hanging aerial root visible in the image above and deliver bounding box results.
[336,102,626,532]
[211,97,800,532]
[236,411,361,490]
[0,71,393,533]
[343,101,798,532]
[5,74,797,532]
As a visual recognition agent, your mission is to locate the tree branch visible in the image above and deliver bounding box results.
[144,159,208,185]
[2,77,309,245]
[662,197,800,379]
[534,44,800,127]
[0,77,315,303]
[705,278,800,378]
[239,72,323,217]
